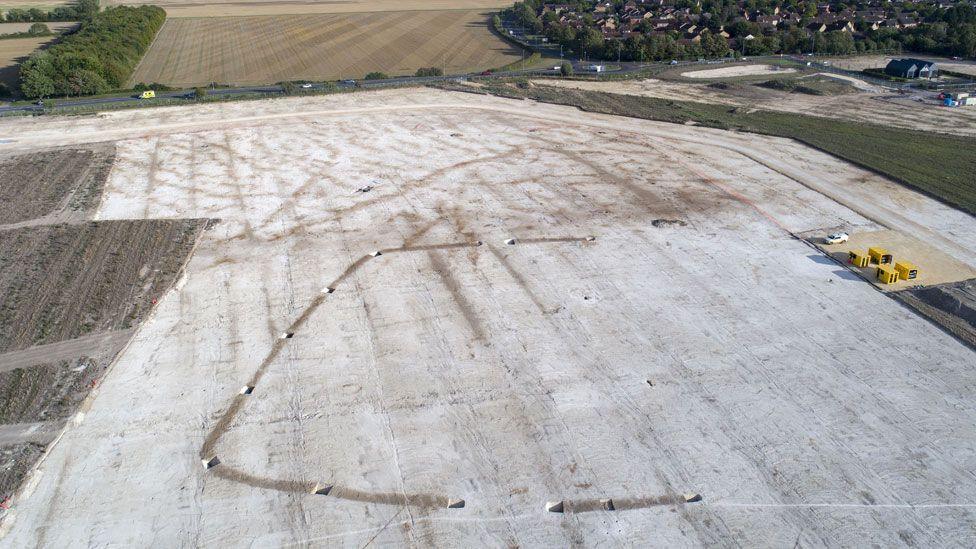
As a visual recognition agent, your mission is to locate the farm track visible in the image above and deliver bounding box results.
[127,11,522,87]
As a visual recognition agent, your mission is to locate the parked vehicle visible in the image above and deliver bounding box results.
[139,90,155,99]
[824,232,849,245]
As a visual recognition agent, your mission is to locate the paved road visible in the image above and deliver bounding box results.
[0,55,729,116]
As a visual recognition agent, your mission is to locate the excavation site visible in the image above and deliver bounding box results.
[0,88,974,546]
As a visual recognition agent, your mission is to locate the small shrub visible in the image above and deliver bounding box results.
[559,61,573,76]
[28,23,50,35]
[415,67,443,77]
[364,72,389,80]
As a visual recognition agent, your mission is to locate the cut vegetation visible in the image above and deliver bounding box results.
[128,10,523,87]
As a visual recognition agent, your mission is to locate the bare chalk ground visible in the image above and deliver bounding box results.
[0,89,974,547]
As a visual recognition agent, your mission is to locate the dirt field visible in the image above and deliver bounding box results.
[0,35,56,90]
[0,145,114,227]
[0,89,973,546]
[829,54,976,77]
[682,64,796,79]
[0,220,207,351]
[536,76,976,137]
[129,11,521,87]
[105,0,510,17]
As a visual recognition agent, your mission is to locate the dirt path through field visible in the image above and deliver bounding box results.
[0,422,64,446]
[0,329,134,373]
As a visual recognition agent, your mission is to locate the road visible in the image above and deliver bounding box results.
[0,53,738,116]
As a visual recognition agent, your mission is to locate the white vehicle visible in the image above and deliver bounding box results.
[300,83,313,89]
[824,232,849,244]
[669,59,678,65]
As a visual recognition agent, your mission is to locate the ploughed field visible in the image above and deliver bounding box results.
[128,10,521,87]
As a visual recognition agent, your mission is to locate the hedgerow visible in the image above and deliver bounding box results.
[19,5,165,99]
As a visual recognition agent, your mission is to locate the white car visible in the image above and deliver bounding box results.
[300,83,313,89]
[824,232,849,244]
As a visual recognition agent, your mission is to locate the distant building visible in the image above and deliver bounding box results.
[884,58,938,79]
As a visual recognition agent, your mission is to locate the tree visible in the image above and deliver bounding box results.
[20,53,56,98]
[194,87,206,98]
[66,68,108,95]
[559,61,573,76]
[28,23,50,35]
[364,72,388,80]
[75,0,100,20]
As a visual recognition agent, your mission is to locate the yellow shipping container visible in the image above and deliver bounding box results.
[877,265,899,284]
[868,247,892,265]
[894,261,918,280]
[848,250,869,268]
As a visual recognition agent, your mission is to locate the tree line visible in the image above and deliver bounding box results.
[20,4,166,99]
[503,0,976,61]
[1,0,98,23]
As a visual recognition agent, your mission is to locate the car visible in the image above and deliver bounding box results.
[340,79,356,85]
[824,232,849,245]
[669,60,678,65]
[300,83,313,89]
[480,70,493,76]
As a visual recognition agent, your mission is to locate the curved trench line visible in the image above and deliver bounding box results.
[199,236,606,510]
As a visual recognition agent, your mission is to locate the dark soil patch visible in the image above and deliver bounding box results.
[0,442,44,498]
[0,219,208,352]
[896,279,976,349]
[0,144,115,225]
[0,358,103,424]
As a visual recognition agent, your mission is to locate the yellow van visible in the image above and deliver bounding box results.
[139,90,156,99]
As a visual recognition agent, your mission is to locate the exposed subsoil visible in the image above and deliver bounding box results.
[896,279,976,348]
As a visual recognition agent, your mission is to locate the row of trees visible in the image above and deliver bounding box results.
[19,5,166,99]
[1,0,98,23]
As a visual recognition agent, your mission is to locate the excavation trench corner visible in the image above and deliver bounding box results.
[312,484,333,496]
